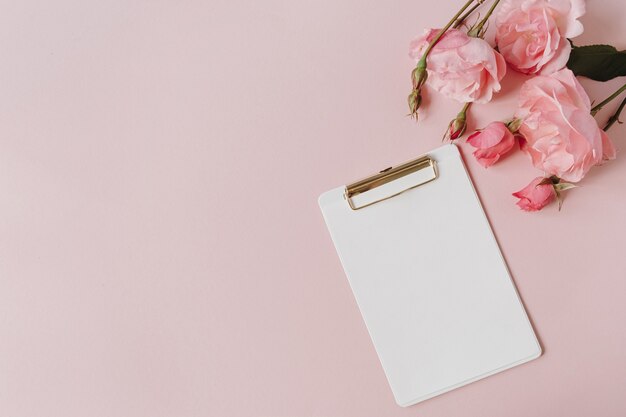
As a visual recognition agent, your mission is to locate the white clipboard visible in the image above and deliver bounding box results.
[319,144,541,406]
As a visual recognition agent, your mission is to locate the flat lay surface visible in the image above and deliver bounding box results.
[1,1,625,416]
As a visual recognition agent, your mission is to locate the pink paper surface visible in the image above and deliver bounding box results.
[1,1,625,416]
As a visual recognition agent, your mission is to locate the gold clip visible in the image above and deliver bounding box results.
[344,155,438,210]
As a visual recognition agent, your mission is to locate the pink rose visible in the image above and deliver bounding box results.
[495,0,585,74]
[515,68,616,183]
[467,122,516,167]
[409,28,506,103]
[513,177,556,211]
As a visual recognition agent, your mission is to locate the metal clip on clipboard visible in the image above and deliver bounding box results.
[344,155,438,210]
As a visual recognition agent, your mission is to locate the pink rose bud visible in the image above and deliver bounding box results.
[443,112,467,141]
[466,121,516,167]
[512,177,556,212]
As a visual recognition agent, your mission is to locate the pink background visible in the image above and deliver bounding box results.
[1,0,625,416]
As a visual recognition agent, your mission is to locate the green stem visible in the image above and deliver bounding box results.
[460,102,472,114]
[468,0,502,37]
[420,0,478,61]
[603,95,626,131]
[453,1,483,29]
[591,83,626,116]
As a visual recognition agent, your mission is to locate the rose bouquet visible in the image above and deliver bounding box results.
[407,0,626,211]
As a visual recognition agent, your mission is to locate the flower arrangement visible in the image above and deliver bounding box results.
[408,0,626,211]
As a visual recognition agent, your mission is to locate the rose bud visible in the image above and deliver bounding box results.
[407,89,422,119]
[443,103,470,141]
[444,113,467,141]
[512,177,556,212]
[466,121,516,167]
[407,62,427,119]
[411,64,428,90]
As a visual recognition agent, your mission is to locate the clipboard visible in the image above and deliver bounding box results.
[319,144,541,406]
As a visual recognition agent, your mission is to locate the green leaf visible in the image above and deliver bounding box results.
[554,188,563,211]
[567,44,626,81]
[554,182,577,192]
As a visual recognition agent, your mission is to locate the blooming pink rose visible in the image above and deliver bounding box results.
[467,122,516,167]
[515,68,616,183]
[495,0,585,74]
[513,177,556,211]
[409,28,506,103]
